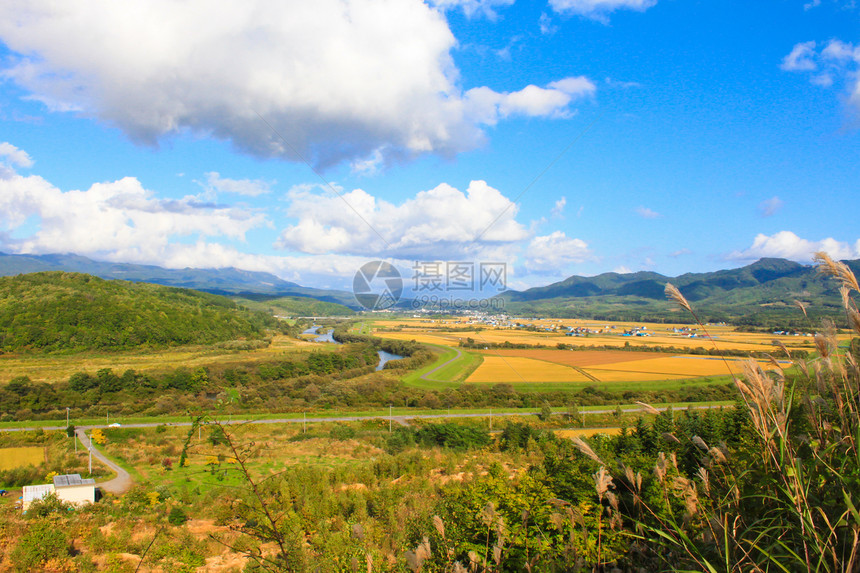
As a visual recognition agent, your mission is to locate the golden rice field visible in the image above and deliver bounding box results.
[464,349,787,383]
[372,317,828,354]
[476,348,666,366]
[0,446,45,470]
[584,356,780,377]
[466,356,593,383]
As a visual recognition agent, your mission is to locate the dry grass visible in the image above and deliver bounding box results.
[0,335,317,383]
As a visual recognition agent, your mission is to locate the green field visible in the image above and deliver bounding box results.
[400,344,483,389]
[0,446,45,470]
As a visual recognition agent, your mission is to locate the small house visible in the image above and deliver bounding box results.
[22,473,96,512]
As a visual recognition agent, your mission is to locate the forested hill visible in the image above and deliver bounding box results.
[0,272,279,353]
[502,257,860,324]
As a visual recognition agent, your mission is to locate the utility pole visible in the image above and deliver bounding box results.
[303,412,306,434]
[389,404,392,434]
[88,446,92,474]
[489,408,493,431]
[66,407,69,428]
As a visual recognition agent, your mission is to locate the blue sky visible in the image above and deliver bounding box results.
[0,0,858,292]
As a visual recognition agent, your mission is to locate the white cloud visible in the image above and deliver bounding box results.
[613,265,632,274]
[782,39,860,113]
[551,196,567,217]
[728,231,860,263]
[0,142,34,169]
[428,0,514,18]
[464,77,595,125]
[781,41,818,71]
[758,196,784,217]
[549,0,658,22]
[0,170,265,262]
[539,12,558,35]
[204,172,273,197]
[0,0,595,169]
[636,206,660,219]
[669,248,691,258]
[524,231,590,272]
[276,180,530,260]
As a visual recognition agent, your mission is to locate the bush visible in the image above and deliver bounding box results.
[10,520,71,571]
[329,424,356,441]
[167,506,188,526]
[25,492,70,519]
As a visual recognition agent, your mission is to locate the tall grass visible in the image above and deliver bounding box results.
[621,252,860,571]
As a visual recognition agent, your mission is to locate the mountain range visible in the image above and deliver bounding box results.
[0,251,357,307]
[1,252,856,323]
[502,257,859,324]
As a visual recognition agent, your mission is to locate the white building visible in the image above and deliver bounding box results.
[22,473,96,512]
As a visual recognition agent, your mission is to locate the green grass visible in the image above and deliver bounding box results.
[348,321,372,335]
[430,351,482,381]
[402,344,484,389]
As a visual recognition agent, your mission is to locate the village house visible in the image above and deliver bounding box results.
[22,473,96,512]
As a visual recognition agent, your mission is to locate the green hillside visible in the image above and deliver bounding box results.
[0,272,278,352]
[236,295,356,317]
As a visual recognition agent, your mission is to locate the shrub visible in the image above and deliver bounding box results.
[10,520,71,571]
[167,506,188,526]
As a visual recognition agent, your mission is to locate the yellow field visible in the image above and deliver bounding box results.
[578,369,690,382]
[371,317,826,355]
[466,356,592,383]
[554,428,623,438]
[586,356,784,377]
[476,348,666,366]
[0,446,45,470]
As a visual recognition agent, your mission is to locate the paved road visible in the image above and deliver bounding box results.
[75,427,132,495]
[3,404,728,434]
[420,346,463,381]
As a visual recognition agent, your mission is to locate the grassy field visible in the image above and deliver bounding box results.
[0,335,320,383]
[0,446,45,470]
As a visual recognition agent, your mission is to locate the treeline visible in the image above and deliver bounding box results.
[0,362,736,422]
[0,272,279,353]
[459,337,809,359]
[0,343,381,421]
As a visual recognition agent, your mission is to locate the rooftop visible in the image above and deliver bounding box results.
[53,473,96,487]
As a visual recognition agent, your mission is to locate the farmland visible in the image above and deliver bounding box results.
[0,446,44,471]
[369,316,822,389]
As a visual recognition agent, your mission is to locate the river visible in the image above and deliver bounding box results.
[302,326,402,371]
